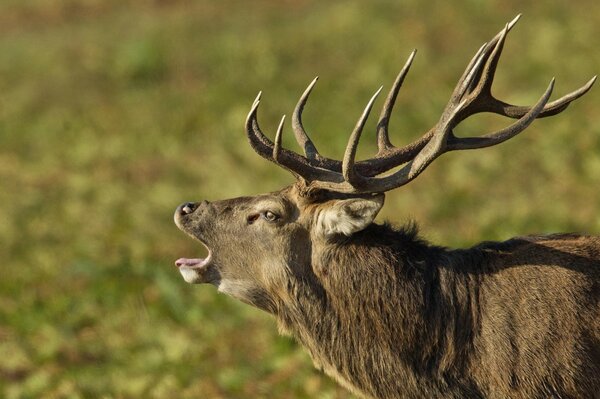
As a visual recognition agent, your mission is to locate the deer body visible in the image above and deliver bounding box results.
[283,227,600,398]
[176,187,600,398]
[174,17,598,398]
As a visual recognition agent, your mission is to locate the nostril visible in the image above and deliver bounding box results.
[179,202,197,215]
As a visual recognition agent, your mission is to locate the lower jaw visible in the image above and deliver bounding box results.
[178,265,220,285]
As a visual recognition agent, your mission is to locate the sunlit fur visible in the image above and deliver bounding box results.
[175,184,600,398]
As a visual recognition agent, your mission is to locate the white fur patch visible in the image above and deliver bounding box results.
[217,279,254,298]
[179,267,203,284]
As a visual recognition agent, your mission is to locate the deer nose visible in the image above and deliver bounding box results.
[177,202,198,215]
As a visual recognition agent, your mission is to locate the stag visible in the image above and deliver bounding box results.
[174,16,599,398]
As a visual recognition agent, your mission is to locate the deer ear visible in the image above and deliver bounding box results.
[316,194,385,237]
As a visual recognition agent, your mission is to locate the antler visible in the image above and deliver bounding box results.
[245,15,596,194]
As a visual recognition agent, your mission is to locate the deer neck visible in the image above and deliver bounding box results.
[275,227,485,397]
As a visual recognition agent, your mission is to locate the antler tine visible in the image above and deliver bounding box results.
[473,24,510,100]
[376,50,417,154]
[452,21,512,106]
[292,77,321,161]
[451,42,490,103]
[465,14,521,96]
[246,95,342,183]
[456,18,594,121]
[273,115,286,162]
[455,22,511,118]
[343,87,383,187]
[506,13,522,30]
[473,13,520,84]
[451,12,519,103]
[252,91,262,107]
[448,79,554,150]
[245,95,273,160]
[497,75,597,118]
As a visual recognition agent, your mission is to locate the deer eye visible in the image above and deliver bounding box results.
[263,211,279,222]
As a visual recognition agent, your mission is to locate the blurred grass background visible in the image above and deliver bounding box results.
[1,0,598,398]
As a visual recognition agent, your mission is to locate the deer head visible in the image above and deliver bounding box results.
[173,15,595,313]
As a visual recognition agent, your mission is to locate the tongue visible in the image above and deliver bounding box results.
[175,258,205,267]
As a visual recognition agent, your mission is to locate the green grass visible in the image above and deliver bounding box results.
[1,1,599,397]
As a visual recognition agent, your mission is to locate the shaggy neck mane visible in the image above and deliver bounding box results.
[277,223,487,397]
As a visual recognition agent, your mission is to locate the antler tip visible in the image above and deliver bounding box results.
[275,114,286,137]
[573,75,597,97]
[252,91,263,105]
[273,115,286,161]
[545,77,556,96]
[405,49,417,65]
[537,78,556,106]
[508,14,522,30]
[246,92,264,125]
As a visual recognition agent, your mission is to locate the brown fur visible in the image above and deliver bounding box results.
[174,185,600,398]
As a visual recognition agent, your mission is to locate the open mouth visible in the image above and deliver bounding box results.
[175,241,212,269]
[174,241,214,283]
